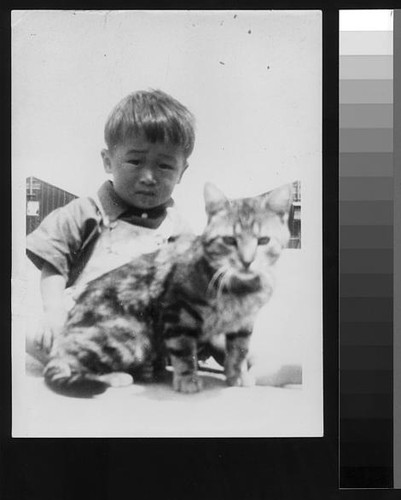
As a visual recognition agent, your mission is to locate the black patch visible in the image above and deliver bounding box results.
[126,304,150,320]
[79,309,98,326]
[99,286,126,312]
[167,347,193,358]
[164,326,200,339]
[228,275,261,295]
[226,330,251,341]
[102,344,121,363]
[44,374,107,398]
[161,311,180,323]
[76,346,110,372]
[165,300,203,323]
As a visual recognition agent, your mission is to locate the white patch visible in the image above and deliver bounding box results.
[98,372,133,387]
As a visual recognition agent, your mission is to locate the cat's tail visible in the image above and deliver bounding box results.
[44,359,108,398]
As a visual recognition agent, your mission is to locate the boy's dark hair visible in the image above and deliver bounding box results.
[104,89,195,158]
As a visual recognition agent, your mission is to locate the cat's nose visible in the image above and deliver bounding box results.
[241,259,252,271]
[238,240,257,270]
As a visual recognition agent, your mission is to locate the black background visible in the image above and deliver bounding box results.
[2,3,400,500]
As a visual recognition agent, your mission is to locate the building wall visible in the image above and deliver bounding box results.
[26,177,77,234]
[287,181,301,248]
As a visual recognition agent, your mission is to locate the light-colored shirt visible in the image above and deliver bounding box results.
[26,181,192,289]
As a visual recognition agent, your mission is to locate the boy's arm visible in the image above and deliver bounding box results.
[39,262,68,351]
[26,197,101,360]
[26,197,100,283]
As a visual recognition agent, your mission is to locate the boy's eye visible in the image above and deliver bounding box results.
[258,236,270,245]
[159,163,174,171]
[127,159,141,166]
[222,236,237,246]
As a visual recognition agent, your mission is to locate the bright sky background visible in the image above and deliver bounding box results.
[13,10,321,234]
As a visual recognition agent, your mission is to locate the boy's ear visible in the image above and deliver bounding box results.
[101,149,112,174]
[204,182,229,217]
[177,161,189,184]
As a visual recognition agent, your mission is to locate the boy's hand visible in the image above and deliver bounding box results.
[38,306,67,352]
[39,262,68,353]
[26,304,67,365]
[40,306,67,352]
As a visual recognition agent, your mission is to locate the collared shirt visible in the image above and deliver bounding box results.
[97,180,174,228]
[26,181,191,287]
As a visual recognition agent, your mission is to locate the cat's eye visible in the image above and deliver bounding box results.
[258,236,270,245]
[222,236,237,246]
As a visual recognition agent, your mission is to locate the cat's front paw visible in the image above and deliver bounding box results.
[226,371,255,388]
[173,373,203,393]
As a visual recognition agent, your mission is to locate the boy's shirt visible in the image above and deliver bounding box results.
[26,181,192,289]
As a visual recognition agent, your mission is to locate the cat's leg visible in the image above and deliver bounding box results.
[224,330,255,387]
[165,335,202,393]
[132,359,155,381]
[129,355,166,382]
[125,327,169,382]
[98,316,153,384]
[161,300,204,393]
[44,320,141,397]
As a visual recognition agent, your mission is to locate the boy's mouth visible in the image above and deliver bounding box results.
[136,190,156,197]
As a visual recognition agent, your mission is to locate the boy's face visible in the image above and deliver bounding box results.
[101,133,188,209]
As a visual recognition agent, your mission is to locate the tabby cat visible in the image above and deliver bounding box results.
[44,182,293,397]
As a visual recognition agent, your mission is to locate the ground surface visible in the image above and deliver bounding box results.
[17,356,309,438]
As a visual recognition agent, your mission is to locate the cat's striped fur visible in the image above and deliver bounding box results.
[44,182,293,396]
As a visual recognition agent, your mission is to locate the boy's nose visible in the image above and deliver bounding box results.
[140,169,156,185]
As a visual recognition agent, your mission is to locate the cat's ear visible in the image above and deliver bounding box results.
[264,183,293,215]
[204,183,230,217]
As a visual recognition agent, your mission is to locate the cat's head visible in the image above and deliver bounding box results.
[201,182,293,292]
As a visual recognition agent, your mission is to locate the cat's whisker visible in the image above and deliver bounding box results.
[216,269,232,300]
[206,265,230,296]
[216,278,225,301]
[223,271,234,297]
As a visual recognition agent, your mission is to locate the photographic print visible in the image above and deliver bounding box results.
[12,10,322,437]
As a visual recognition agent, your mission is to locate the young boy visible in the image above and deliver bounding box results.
[26,89,195,364]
